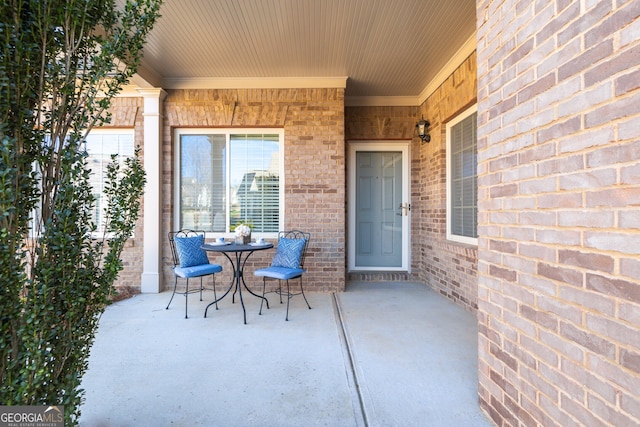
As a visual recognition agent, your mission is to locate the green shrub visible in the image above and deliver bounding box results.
[0,1,161,424]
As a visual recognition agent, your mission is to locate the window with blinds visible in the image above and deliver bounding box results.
[446,105,478,245]
[85,130,135,232]
[175,129,283,234]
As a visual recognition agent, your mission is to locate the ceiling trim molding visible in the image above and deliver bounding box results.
[131,65,162,88]
[117,85,144,97]
[161,76,348,90]
[344,96,420,107]
[417,32,477,106]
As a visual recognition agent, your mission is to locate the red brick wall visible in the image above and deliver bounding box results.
[101,96,145,300]
[345,105,417,283]
[416,54,478,311]
[345,54,479,312]
[346,105,418,140]
[477,0,640,425]
[162,88,346,292]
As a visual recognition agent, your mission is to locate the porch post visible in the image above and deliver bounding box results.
[138,88,167,293]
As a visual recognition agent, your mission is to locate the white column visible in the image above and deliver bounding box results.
[138,88,167,293]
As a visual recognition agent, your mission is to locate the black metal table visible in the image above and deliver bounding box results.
[202,242,274,324]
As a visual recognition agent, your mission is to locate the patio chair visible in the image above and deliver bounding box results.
[167,230,223,318]
[255,230,311,321]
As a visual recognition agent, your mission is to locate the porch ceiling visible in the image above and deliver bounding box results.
[133,0,477,106]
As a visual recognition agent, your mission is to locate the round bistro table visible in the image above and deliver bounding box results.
[202,242,274,324]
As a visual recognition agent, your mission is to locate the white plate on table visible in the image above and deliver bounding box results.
[249,242,268,246]
[209,241,232,246]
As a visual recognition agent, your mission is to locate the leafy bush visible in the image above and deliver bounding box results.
[0,1,161,424]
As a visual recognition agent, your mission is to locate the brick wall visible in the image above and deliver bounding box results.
[345,53,478,312]
[345,105,416,283]
[162,88,346,293]
[477,0,640,425]
[101,96,144,300]
[346,105,418,140]
[416,54,478,312]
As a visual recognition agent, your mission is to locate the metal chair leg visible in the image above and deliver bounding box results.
[166,276,190,318]
[184,278,189,319]
[259,277,267,315]
[212,274,219,310]
[166,276,178,310]
[299,277,311,310]
[283,277,311,321]
[285,279,291,321]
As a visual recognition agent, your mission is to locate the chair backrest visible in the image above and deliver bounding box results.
[168,229,206,268]
[278,230,311,269]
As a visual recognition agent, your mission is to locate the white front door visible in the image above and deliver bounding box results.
[348,142,410,272]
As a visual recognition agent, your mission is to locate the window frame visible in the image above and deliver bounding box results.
[446,104,478,246]
[173,128,285,238]
[82,127,136,238]
[28,129,137,239]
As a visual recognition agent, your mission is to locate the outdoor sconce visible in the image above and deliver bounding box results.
[416,116,431,143]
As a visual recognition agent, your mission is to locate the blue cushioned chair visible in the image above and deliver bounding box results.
[166,230,223,318]
[255,230,311,321]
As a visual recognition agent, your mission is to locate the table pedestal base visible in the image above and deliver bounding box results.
[204,246,270,324]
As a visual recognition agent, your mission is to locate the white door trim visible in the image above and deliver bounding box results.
[348,141,411,272]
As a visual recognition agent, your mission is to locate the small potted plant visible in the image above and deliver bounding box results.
[234,222,252,245]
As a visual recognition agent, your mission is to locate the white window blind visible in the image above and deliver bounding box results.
[176,129,283,234]
[85,131,135,232]
[230,134,280,232]
[447,106,478,244]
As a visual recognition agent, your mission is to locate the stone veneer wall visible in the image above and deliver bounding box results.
[162,88,346,293]
[476,0,640,425]
[345,53,478,313]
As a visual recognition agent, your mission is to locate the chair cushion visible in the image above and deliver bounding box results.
[175,263,223,279]
[255,266,305,280]
[174,234,209,267]
[271,237,306,269]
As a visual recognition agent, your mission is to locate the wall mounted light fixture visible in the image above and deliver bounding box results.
[416,116,431,143]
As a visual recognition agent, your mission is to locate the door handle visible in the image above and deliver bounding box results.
[398,203,411,216]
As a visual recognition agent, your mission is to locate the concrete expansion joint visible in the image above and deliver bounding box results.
[332,292,370,427]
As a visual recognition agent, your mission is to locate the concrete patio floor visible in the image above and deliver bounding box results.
[79,281,493,427]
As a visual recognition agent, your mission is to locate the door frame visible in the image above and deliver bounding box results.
[347,141,411,272]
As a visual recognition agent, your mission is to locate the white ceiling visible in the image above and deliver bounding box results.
[134,0,477,106]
